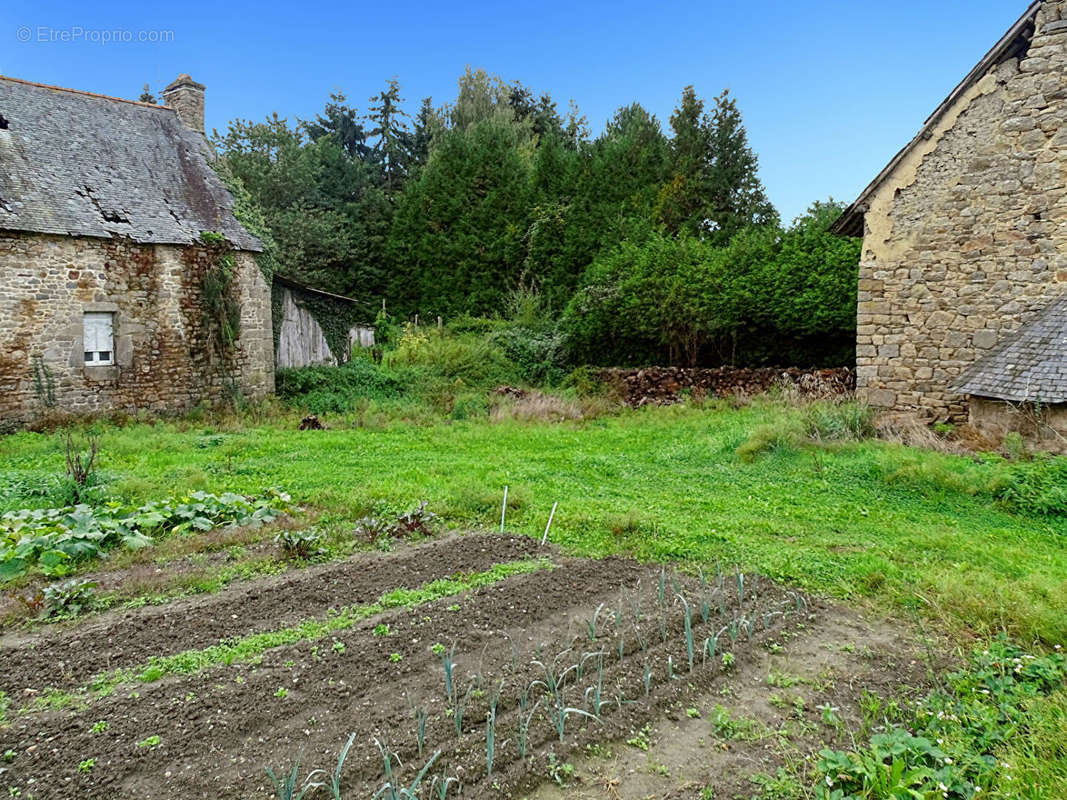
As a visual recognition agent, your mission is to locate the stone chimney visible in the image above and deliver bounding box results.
[162,74,205,133]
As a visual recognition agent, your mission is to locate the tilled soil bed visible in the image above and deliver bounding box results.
[0,534,925,799]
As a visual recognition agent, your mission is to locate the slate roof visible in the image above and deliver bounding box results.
[831,1,1040,237]
[952,294,1067,403]
[0,75,260,250]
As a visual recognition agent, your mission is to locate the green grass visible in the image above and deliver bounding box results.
[2,401,1065,643]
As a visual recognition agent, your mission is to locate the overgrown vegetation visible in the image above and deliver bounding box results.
[215,69,859,369]
[817,638,1066,799]
[274,304,583,416]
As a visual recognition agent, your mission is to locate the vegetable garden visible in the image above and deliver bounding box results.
[0,402,1065,798]
[0,533,923,799]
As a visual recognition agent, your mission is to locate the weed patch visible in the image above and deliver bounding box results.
[816,637,1066,798]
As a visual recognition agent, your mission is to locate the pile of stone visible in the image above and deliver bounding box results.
[599,366,855,408]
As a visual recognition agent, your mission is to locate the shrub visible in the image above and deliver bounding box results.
[450,393,489,421]
[275,359,404,412]
[489,326,568,385]
[996,455,1067,516]
[446,314,507,337]
[385,326,518,387]
[561,366,603,397]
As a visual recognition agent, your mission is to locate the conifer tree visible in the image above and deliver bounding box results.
[367,79,413,196]
[704,89,778,244]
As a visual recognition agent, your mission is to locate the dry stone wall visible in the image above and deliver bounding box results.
[599,366,854,408]
[857,0,1067,421]
[0,232,273,423]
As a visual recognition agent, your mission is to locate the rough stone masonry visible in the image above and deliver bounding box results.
[840,0,1067,424]
[0,72,273,424]
[0,234,272,421]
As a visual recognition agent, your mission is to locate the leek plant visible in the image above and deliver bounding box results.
[429,774,460,800]
[677,593,694,672]
[453,682,472,737]
[532,653,597,741]
[440,642,457,704]
[517,695,542,758]
[265,755,320,800]
[583,651,609,719]
[413,706,428,757]
[321,733,356,800]
[486,708,498,776]
[373,747,441,800]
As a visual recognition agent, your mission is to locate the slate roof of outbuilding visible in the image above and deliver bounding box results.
[0,75,260,251]
[952,294,1067,403]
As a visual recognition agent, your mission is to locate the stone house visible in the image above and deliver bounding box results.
[0,73,274,424]
[834,0,1067,448]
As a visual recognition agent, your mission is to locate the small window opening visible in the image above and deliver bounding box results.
[0,114,8,130]
[83,312,114,366]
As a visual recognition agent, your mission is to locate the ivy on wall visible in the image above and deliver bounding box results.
[199,232,242,365]
[210,156,278,283]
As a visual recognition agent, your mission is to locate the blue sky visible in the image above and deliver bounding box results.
[1,1,1030,223]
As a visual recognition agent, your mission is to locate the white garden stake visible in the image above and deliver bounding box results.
[541,501,558,546]
[500,485,509,533]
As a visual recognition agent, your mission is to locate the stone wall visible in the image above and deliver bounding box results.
[0,232,274,423]
[857,0,1067,422]
[599,366,854,408]
[969,396,1067,453]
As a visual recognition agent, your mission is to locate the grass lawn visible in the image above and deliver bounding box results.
[3,400,1065,645]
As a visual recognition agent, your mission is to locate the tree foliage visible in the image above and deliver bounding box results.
[561,201,860,367]
[214,73,859,367]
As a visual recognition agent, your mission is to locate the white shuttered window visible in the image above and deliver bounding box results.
[83,312,114,365]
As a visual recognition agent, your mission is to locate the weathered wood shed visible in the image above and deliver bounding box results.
[273,275,374,368]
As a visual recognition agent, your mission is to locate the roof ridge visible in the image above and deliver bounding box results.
[0,74,174,111]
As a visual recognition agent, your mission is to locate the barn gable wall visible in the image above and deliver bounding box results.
[857,0,1067,421]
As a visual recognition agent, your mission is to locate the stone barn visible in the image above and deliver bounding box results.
[0,73,273,424]
[834,0,1067,449]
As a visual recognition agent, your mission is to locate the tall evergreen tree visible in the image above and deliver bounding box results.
[301,92,371,161]
[410,97,444,170]
[655,85,711,236]
[704,89,778,244]
[367,79,413,195]
[387,117,531,316]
